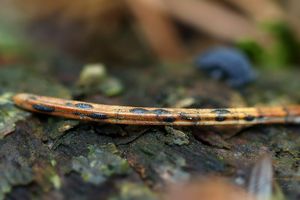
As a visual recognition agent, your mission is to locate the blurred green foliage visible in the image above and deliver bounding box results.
[237,22,300,69]
[0,21,30,55]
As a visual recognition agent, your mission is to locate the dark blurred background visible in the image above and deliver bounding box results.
[1,0,300,68]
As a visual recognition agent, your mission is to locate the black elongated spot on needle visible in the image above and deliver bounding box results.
[211,109,230,122]
[152,109,171,115]
[211,109,231,114]
[152,109,173,122]
[130,108,150,114]
[75,103,93,109]
[162,116,176,123]
[215,115,226,122]
[32,104,55,112]
[244,115,255,122]
[87,113,108,120]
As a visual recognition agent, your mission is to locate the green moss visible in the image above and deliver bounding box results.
[50,174,61,189]
[236,39,265,65]
[75,64,123,97]
[237,22,300,69]
[152,152,190,183]
[164,126,189,146]
[0,166,33,200]
[33,163,62,192]
[0,93,30,139]
[0,67,71,98]
[99,77,124,97]
[44,118,79,140]
[0,21,30,55]
[0,66,72,140]
[72,144,131,184]
[110,182,158,200]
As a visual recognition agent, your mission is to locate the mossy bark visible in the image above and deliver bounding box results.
[1,65,300,200]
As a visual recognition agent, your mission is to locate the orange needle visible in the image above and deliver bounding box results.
[13,93,300,126]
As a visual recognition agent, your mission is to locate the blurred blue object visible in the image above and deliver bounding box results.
[195,47,256,88]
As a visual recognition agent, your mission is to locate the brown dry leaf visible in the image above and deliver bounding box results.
[160,0,268,44]
[125,0,186,61]
[285,0,300,40]
[224,0,285,22]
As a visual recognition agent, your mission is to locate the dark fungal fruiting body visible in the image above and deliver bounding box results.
[130,108,171,115]
[32,104,55,113]
[73,112,108,120]
[211,109,230,122]
[211,109,231,115]
[130,108,176,123]
[158,116,176,123]
[244,115,255,122]
[152,109,171,115]
[75,103,94,109]
[215,115,227,122]
[130,108,150,114]
[87,113,108,120]
[13,93,300,126]
[152,109,175,123]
